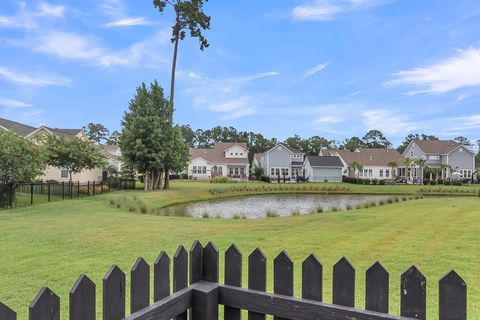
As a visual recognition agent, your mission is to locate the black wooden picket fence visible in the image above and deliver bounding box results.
[0,241,467,320]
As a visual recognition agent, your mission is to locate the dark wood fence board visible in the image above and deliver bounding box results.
[248,248,267,320]
[203,242,219,283]
[190,240,203,285]
[29,287,60,320]
[224,244,242,320]
[274,251,294,320]
[131,257,150,313]
[103,265,126,320]
[400,266,426,320]
[174,245,188,320]
[332,257,355,307]
[154,251,170,302]
[302,254,322,302]
[366,262,389,313]
[439,270,466,320]
[0,302,16,320]
[70,274,95,320]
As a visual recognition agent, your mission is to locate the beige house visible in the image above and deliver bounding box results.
[321,148,403,180]
[188,142,250,180]
[0,118,103,183]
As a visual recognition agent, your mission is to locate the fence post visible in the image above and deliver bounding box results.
[191,282,218,320]
[101,181,104,194]
[48,184,51,202]
[93,181,96,196]
[30,183,34,205]
[8,183,14,208]
[62,182,65,200]
[77,181,80,197]
[70,181,73,199]
[87,181,90,196]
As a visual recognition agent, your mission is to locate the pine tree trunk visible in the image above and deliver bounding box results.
[164,19,180,191]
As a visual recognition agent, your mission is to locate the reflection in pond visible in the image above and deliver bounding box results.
[157,194,396,219]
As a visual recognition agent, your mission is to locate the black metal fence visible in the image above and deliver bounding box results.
[0,178,136,209]
[0,241,468,320]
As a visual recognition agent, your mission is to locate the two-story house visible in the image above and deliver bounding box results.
[188,142,249,180]
[259,143,305,180]
[402,140,475,180]
[0,117,104,183]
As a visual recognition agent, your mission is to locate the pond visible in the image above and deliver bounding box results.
[158,194,396,219]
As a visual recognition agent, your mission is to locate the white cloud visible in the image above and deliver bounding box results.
[0,2,65,29]
[36,3,66,17]
[103,17,152,27]
[315,115,344,124]
[385,47,480,94]
[347,90,363,97]
[361,109,421,136]
[303,62,328,79]
[0,66,71,87]
[5,30,170,68]
[292,0,388,21]
[0,98,32,109]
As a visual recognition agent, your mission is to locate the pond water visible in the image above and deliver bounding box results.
[158,194,395,219]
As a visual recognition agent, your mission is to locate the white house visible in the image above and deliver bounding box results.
[188,142,249,180]
[303,156,343,182]
[321,148,403,180]
[100,145,123,174]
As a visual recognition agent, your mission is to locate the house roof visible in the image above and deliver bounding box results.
[323,148,403,166]
[306,156,343,167]
[0,118,36,136]
[189,142,249,164]
[45,127,83,138]
[412,140,465,154]
[282,144,303,154]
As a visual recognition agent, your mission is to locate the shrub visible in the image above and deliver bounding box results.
[387,198,394,204]
[362,203,370,209]
[369,201,377,207]
[316,205,323,213]
[379,179,386,185]
[378,200,385,206]
[202,212,210,218]
[266,210,279,218]
[232,214,241,219]
[331,206,339,212]
[372,179,378,185]
[291,209,301,216]
[210,176,230,183]
[430,180,437,185]
[345,204,353,210]
[423,178,430,185]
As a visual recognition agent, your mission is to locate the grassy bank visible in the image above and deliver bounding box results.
[0,181,479,318]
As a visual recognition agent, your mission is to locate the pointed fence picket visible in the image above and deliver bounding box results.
[0,241,469,320]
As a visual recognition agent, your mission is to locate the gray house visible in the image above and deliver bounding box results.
[402,140,475,180]
[259,143,305,180]
[304,156,343,182]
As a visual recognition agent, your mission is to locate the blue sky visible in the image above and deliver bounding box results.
[0,0,479,146]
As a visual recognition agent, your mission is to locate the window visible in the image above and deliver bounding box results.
[271,168,275,176]
[229,167,234,175]
[240,167,245,175]
[275,168,280,175]
[410,150,414,157]
[379,169,383,178]
[60,168,69,179]
[234,167,239,175]
[386,169,390,178]
[429,155,440,160]
[230,153,233,155]
[369,169,373,177]
[240,153,243,156]
[235,153,238,155]
[193,166,197,174]
[218,167,223,174]
[202,166,206,174]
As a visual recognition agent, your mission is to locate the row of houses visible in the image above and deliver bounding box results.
[188,139,476,182]
[0,118,122,183]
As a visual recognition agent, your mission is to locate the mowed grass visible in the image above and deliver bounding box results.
[0,181,479,319]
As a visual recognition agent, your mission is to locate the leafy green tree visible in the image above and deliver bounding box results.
[401,157,413,183]
[348,161,363,178]
[44,135,107,182]
[414,158,427,185]
[397,133,439,153]
[179,124,196,147]
[341,136,365,151]
[362,130,392,149]
[82,123,110,144]
[106,130,121,145]
[120,81,189,190]
[454,136,473,147]
[252,164,264,180]
[0,131,46,186]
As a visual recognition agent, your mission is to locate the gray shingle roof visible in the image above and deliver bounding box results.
[412,140,462,154]
[306,156,343,167]
[189,142,249,164]
[0,118,36,136]
[282,143,303,154]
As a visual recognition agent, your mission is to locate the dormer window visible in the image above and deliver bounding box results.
[410,150,414,157]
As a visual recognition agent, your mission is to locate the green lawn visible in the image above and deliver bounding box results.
[0,181,479,319]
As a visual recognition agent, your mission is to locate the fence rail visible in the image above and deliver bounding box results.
[0,241,467,320]
[0,178,136,209]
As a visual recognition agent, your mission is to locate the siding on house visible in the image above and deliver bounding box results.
[259,144,305,179]
[303,156,343,182]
